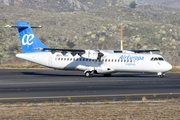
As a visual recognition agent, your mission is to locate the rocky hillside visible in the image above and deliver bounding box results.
[0,0,132,12]
[161,0,180,9]
[0,2,180,65]
[1,0,179,13]
[138,0,180,9]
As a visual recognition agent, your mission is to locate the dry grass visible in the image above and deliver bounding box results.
[170,66,180,72]
[0,100,180,120]
[0,63,47,69]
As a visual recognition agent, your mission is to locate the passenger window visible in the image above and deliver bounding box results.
[79,58,81,61]
[105,59,107,62]
[118,60,120,62]
[115,59,116,62]
[89,59,91,62]
[70,58,72,61]
[86,59,88,61]
[61,58,63,61]
[112,59,113,62]
[124,60,126,62]
[64,58,66,61]
[127,60,129,62]
[151,58,154,61]
[76,59,78,61]
[83,58,85,61]
[130,60,132,63]
[121,60,123,62]
[67,58,69,61]
[108,59,110,62]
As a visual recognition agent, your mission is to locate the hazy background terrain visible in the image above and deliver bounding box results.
[0,0,180,65]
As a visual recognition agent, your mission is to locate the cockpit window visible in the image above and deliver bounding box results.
[154,58,158,61]
[158,58,164,61]
[150,57,164,61]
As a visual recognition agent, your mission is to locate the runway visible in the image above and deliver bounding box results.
[0,69,179,103]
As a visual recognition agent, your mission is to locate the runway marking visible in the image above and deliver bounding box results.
[0,93,179,100]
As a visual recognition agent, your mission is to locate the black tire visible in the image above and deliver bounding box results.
[85,71,93,77]
[159,75,164,78]
[104,74,111,77]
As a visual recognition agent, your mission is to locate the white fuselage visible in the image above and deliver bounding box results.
[16,50,172,74]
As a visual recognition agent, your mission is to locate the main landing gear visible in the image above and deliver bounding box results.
[85,71,93,77]
[84,71,112,77]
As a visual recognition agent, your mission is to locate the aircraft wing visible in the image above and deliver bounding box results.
[34,48,85,53]
[129,49,160,53]
[35,48,159,54]
[114,49,159,53]
[34,48,104,59]
[35,48,160,54]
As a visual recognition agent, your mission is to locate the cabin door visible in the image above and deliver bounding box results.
[48,57,53,66]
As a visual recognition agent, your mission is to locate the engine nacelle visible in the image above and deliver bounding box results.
[80,50,103,60]
[96,66,114,74]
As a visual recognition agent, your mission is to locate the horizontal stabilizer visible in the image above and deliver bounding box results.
[4,25,42,28]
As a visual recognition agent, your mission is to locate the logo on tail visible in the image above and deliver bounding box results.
[22,34,34,45]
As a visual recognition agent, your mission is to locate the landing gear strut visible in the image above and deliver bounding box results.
[158,72,165,78]
[159,74,164,78]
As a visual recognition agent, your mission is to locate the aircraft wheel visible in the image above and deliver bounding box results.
[159,75,164,78]
[104,74,111,77]
[85,71,93,77]
[158,72,165,78]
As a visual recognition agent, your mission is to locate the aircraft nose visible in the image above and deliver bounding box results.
[166,62,172,71]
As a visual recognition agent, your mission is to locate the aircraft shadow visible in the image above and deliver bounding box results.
[21,72,156,78]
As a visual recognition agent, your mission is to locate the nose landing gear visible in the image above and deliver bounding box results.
[158,72,165,78]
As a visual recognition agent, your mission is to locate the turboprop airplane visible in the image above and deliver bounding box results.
[5,21,172,78]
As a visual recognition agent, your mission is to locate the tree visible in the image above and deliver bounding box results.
[129,1,137,9]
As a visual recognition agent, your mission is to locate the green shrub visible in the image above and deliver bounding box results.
[129,1,137,9]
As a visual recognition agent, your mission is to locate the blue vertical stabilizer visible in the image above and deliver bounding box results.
[17,21,50,53]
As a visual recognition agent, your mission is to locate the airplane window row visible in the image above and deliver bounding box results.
[101,59,135,63]
[151,57,164,61]
[55,58,136,63]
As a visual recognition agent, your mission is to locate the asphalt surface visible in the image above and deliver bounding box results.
[0,69,180,103]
